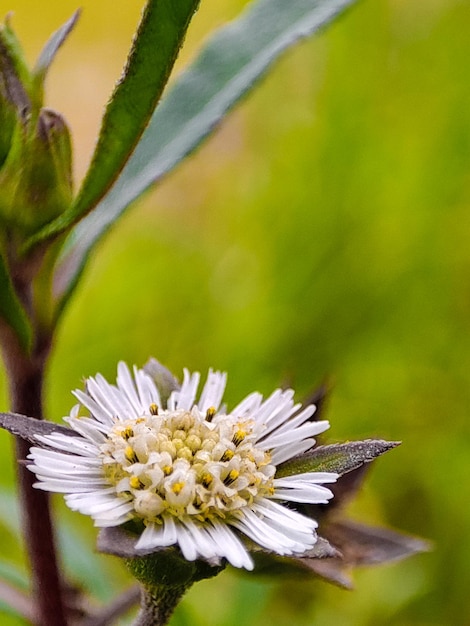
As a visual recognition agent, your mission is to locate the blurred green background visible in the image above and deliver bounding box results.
[1,0,469,624]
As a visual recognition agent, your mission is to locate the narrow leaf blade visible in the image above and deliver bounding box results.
[323,520,431,566]
[0,412,73,444]
[51,0,357,313]
[33,10,80,82]
[26,0,200,250]
[276,440,401,478]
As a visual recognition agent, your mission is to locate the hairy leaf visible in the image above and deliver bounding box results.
[0,411,73,444]
[26,0,200,251]
[276,440,400,478]
[51,0,357,315]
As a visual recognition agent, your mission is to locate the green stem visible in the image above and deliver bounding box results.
[1,323,68,626]
[134,584,190,626]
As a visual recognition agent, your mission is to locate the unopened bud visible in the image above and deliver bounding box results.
[0,107,73,234]
[0,13,77,237]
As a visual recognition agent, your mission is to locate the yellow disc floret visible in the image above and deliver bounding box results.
[99,406,274,525]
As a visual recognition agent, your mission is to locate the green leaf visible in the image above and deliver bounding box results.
[0,15,32,113]
[50,0,358,314]
[33,10,80,87]
[0,255,32,351]
[0,18,31,166]
[276,440,400,478]
[26,0,200,251]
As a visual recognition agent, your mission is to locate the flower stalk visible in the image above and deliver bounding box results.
[134,584,190,626]
[0,324,68,625]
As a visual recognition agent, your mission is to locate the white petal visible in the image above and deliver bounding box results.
[72,389,114,425]
[207,521,253,570]
[87,376,126,419]
[174,369,200,410]
[174,523,198,561]
[231,392,262,418]
[270,405,317,435]
[34,433,99,457]
[33,477,109,493]
[251,500,318,546]
[28,448,101,467]
[275,472,338,484]
[253,499,317,532]
[259,395,299,435]
[259,421,327,450]
[30,463,103,478]
[252,389,285,424]
[135,516,178,550]
[270,439,316,465]
[230,508,311,554]
[198,370,227,412]
[181,521,218,560]
[65,417,107,443]
[134,367,159,410]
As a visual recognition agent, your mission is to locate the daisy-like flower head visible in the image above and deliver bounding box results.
[28,362,337,571]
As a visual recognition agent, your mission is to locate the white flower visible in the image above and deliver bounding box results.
[28,362,337,570]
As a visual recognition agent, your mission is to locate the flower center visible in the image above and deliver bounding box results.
[99,406,275,524]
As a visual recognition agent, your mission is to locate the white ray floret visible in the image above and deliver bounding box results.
[28,362,337,570]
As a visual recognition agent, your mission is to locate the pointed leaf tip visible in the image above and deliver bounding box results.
[47,0,358,315]
[323,520,431,567]
[276,439,401,478]
[33,9,81,82]
[0,411,73,445]
[26,0,201,254]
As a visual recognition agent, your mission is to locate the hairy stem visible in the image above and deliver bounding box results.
[134,584,190,626]
[1,323,68,626]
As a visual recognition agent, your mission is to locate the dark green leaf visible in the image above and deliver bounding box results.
[50,0,357,315]
[33,10,80,85]
[26,0,200,251]
[0,256,32,351]
[276,440,400,478]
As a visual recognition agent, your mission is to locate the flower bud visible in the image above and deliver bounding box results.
[0,16,74,236]
[0,107,73,235]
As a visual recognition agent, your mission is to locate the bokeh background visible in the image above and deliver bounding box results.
[1,0,469,624]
